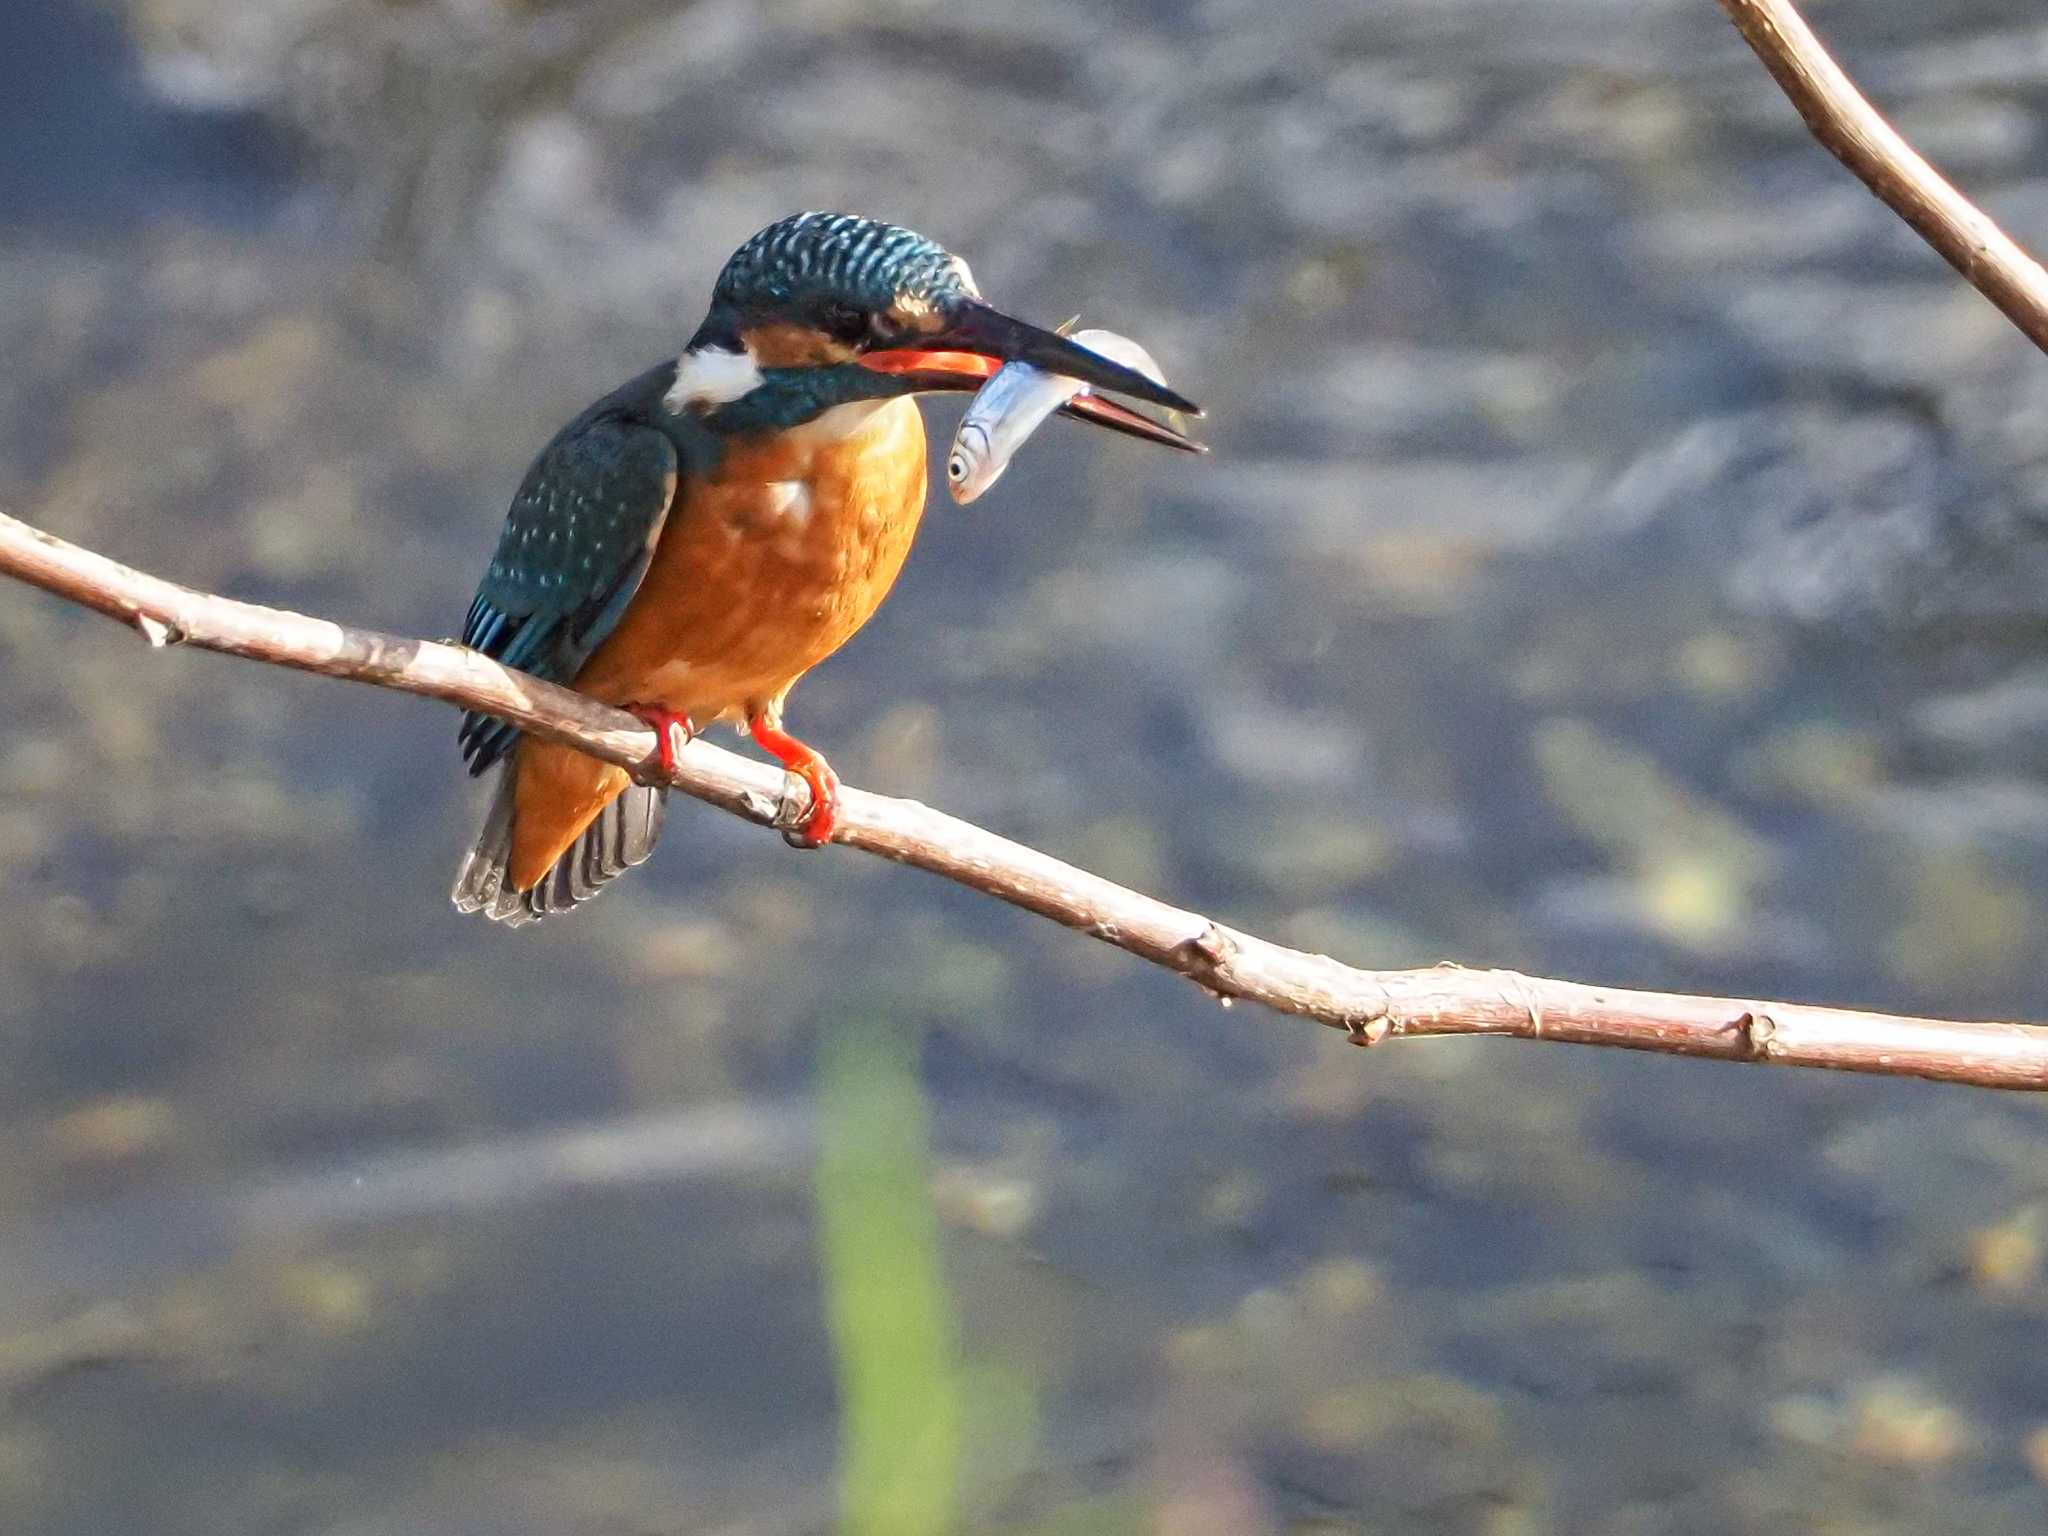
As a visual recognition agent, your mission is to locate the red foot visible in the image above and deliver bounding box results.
[749,715,841,846]
[628,705,696,777]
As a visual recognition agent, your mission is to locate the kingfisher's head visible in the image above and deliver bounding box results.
[665,211,1198,446]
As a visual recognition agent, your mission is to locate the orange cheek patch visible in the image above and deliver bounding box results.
[742,323,855,367]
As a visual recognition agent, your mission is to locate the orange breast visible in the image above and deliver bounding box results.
[576,395,929,721]
[506,396,930,891]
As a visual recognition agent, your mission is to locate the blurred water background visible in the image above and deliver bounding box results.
[5,0,2048,1530]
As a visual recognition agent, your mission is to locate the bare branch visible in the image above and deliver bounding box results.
[1718,0,2048,354]
[4,508,2046,1089]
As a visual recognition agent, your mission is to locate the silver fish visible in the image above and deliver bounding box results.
[947,327,1169,505]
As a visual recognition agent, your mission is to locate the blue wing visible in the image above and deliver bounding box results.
[458,414,679,774]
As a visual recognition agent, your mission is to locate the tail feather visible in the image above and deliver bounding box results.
[452,769,667,926]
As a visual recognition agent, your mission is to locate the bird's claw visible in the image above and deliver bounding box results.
[627,705,697,778]
[749,714,840,849]
[773,779,818,847]
[771,769,840,848]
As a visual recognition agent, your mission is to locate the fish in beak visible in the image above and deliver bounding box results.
[860,300,1204,452]
[948,327,1200,502]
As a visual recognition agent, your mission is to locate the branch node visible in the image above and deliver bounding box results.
[1739,1010,1779,1061]
[1174,925,1241,1007]
[1345,1012,1392,1048]
[1175,923,1238,974]
[135,614,183,648]
[1496,970,1546,1038]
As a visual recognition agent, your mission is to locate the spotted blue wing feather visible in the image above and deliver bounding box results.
[458,415,679,774]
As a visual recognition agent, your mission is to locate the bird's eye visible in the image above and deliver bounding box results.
[868,309,907,344]
[820,302,868,345]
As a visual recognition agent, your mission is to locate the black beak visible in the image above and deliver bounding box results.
[860,300,1203,418]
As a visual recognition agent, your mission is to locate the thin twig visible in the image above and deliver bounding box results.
[4,508,2045,1089]
[1717,0,2048,354]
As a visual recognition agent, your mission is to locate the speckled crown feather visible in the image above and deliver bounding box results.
[713,212,979,312]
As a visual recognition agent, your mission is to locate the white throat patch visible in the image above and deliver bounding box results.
[664,345,764,412]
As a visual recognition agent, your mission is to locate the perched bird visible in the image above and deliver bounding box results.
[451,211,1202,925]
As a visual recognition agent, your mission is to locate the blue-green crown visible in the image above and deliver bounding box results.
[713,212,977,314]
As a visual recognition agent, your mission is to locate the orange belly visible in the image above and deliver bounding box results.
[508,396,930,890]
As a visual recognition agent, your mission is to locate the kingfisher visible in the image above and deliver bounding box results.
[450,211,1202,925]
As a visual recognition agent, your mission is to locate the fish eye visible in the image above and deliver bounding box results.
[946,452,968,482]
